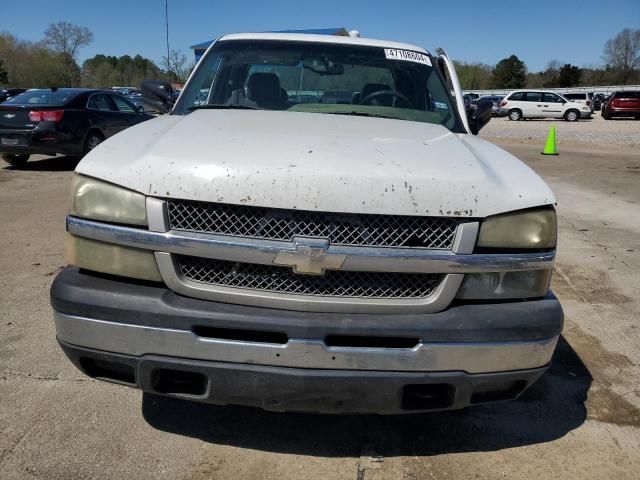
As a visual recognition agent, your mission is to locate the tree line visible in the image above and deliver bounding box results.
[1,23,638,91]
[0,21,191,89]
[456,28,640,90]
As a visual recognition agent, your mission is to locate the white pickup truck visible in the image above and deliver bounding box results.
[51,32,562,414]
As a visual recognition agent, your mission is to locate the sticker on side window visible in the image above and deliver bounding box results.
[384,49,432,66]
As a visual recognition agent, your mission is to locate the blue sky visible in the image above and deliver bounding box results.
[2,0,638,71]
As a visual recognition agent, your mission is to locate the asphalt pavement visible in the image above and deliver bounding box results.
[1,138,639,479]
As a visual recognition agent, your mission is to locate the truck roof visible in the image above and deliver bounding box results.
[218,32,429,55]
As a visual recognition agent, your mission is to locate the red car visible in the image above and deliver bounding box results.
[601,91,640,120]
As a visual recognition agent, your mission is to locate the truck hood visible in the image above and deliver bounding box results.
[77,110,555,217]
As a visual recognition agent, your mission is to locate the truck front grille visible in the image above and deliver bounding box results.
[167,200,460,249]
[176,255,443,299]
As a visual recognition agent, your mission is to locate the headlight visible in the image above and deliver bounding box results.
[477,209,556,249]
[68,174,160,281]
[67,235,162,282]
[71,174,147,225]
[456,270,552,300]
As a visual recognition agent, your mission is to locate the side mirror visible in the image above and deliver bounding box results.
[467,99,492,135]
[135,105,144,113]
[141,80,174,114]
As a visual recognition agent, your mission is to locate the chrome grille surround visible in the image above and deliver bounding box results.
[176,254,444,299]
[66,209,556,313]
[167,199,461,249]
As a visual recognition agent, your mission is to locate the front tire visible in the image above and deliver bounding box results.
[508,109,522,121]
[83,131,104,156]
[564,110,579,122]
[2,153,30,166]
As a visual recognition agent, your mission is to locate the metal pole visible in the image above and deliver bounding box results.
[297,66,304,102]
[165,0,171,73]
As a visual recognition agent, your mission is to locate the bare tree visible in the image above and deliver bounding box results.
[162,49,192,84]
[540,59,561,87]
[603,28,640,83]
[44,21,93,86]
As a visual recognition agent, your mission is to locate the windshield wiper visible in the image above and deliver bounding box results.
[326,111,396,119]
[187,104,260,111]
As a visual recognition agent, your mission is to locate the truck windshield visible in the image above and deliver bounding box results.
[175,39,464,132]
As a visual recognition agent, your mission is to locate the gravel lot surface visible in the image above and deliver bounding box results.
[1,137,640,479]
[481,113,639,147]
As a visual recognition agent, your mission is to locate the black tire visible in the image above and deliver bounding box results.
[564,109,579,122]
[601,109,610,120]
[508,109,522,121]
[2,153,30,166]
[83,131,104,155]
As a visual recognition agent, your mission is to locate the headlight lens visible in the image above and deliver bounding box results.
[456,270,552,300]
[71,174,147,225]
[68,175,159,281]
[67,235,162,282]
[477,209,556,249]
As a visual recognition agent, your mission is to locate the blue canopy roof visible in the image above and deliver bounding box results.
[190,28,349,51]
[190,40,215,50]
[274,27,348,36]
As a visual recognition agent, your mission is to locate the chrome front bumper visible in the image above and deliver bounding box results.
[54,311,558,374]
[52,266,563,375]
[51,266,563,413]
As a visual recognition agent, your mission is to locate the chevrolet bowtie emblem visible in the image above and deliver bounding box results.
[3,114,15,119]
[273,239,346,275]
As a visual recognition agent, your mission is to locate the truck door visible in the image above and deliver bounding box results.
[434,48,471,133]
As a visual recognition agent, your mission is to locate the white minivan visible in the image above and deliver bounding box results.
[499,90,591,121]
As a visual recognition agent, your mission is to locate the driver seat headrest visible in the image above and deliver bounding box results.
[247,73,284,108]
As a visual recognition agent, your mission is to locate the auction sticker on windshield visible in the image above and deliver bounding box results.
[384,49,432,66]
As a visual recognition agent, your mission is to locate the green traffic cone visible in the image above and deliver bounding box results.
[541,125,558,155]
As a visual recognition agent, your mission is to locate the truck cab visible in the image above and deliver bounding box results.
[51,32,562,414]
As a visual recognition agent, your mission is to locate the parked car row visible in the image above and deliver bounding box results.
[0,88,152,166]
[2,82,637,169]
[491,90,640,121]
[464,89,640,121]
